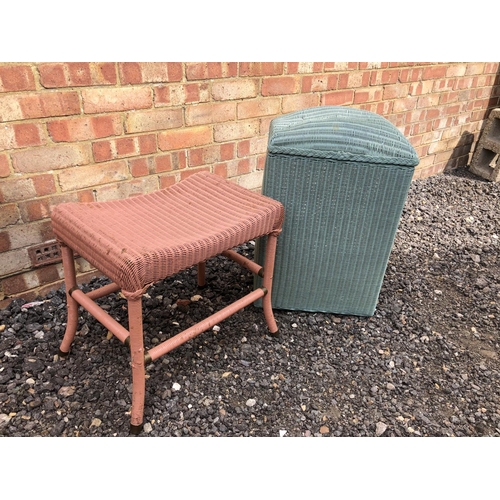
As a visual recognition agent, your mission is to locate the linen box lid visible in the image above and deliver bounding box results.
[267,106,420,167]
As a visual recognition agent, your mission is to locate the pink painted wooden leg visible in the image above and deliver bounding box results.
[58,245,79,357]
[197,261,206,288]
[127,296,146,435]
[262,231,280,335]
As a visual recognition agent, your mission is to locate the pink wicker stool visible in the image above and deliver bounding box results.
[51,172,284,434]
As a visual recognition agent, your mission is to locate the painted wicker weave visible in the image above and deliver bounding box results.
[256,106,420,316]
[51,171,284,434]
[52,171,284,299]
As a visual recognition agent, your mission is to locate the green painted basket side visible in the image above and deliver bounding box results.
[255,154,414,316]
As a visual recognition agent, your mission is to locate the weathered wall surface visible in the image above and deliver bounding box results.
[1,62,499,303]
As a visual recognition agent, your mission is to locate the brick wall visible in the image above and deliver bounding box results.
[1,62,499,304]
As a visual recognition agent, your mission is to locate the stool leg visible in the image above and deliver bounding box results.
[197,261,206,288]
[128,296,146,435]
[59,245,79,357]
[262,231,279,335]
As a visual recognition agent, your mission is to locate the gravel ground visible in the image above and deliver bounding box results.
[1,166,499,438]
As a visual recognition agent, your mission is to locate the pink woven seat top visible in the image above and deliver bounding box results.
[51,172,284,298]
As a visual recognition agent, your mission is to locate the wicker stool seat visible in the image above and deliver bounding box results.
[51,172,284,434]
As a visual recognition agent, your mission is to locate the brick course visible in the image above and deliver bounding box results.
[0,61,499,302]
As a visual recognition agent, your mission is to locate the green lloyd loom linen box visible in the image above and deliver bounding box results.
[256,106,420,316]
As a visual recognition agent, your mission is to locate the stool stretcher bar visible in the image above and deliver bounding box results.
[69,287,131,345]
[147,287,266,362]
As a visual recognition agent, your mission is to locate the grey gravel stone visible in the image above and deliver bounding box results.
[0,166,499,437]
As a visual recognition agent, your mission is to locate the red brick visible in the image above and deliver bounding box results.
[485,62,499,74]
[48,115,122,142]
[159,173,177,189]
[185,102,235,126]
[338,71,371,89]
[399,68,422,83]
[38,63,65,87]
[12,144,91,173]
[369,69,399,85]
[13,123,43,147]
[213,163,227,178]
[214,120,259,142]
[409,81,435,96]
[18,190,94,222]
[324,63,358,71]
[214,158,252,179]
[0,232,10,252]
[0,91,80,122]
[93,140,113,162]
[425,108,442,120]
[354,87,383,104]
[0,154,10,177]
[115,137,135,156]
[465,63,485,76]
[170,151,187,170]
[0,123,43,150]
[119,63,183,84]
[33,174,56,196]
[188,143,233,166]
[239,63,284,76]
[454,77,476,90]
[237,137,267,157]
[93,177,159,202]
[2,219,53,251]
[221,143,235,161]
[237,97,281,119]
[82,87,152,113]
[212,79,258,101]
[0,247,31,275]
[138,134,157,154]
[154,155,173,173]
[302,74,338,92]
[158,126,213,151]
[259,116,274,136]
[23,92,80,119]
[188,145,224,167]
[1,273,29,295]
[92,134,156,162]
[35,264,61,286]
[417,94,440,108]
[444,104,461,115]
[282,93,320,113]
[358,101,393,116]
[445,64,467,78]
[155,83,210,106]
[422,65,447,80]
[262,76,301,96]
[125,108,183,133]
[68,63,92,85]
[58,160,129,191]
[129,157,154,177]
[285,62,323,74]
[359,62,390,70]
[322,90,354,106]
[393,96,418,113]
[186,63,237,80]
[0,203,20,228]
[0,177,36,203]
[38,62,117,88]
[0,64,36,92]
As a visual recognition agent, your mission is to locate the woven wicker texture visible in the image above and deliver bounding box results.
[52,172,284,298]
[267,106,420,166]
[255,106,419,316]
